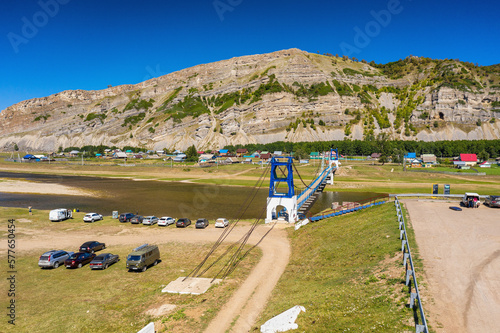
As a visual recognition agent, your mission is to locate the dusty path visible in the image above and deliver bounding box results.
[404,200,500,333]
[205,226,290,333]
[15,221,291,333]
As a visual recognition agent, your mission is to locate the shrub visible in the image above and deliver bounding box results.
[122,112,146,127]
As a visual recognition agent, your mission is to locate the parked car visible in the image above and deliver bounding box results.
[89,253,120,270]
[119,212,135,222]
[158,216,175,226]
[83,213,103,223]
[65,252,96,268]
[79,241,106,253]
[176,218,191,228]
[215,218,229,228]
[484,195,500,208]
[142,216,159,225]
[461,192,480,208]
[38,250,74,269]
[126,244,160,272]
[195,218,209,229]
[130,215,144,224]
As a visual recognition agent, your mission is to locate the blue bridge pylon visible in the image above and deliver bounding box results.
[265,153,337,223]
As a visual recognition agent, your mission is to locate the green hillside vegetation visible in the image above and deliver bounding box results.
[123,98,155,112]
[163,95,210,122]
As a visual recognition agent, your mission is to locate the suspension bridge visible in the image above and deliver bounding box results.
[171,149,341,285]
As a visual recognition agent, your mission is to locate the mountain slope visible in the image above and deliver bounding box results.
[1,49,499,151]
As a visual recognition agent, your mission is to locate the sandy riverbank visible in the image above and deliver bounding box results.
[0,179,95,196]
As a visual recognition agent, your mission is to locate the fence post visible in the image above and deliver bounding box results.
[401,239,407,252]
[403,253,409,267]
[405,269,412,286]
[410,292,417,308]
[416,325,426,333]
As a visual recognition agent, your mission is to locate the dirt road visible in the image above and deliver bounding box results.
[16,221,291,333]
[404,201,500,333]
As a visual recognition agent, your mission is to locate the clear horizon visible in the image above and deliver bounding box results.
[1,0,499,111]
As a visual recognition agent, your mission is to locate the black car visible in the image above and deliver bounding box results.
[79,241,106,253]
[484,195,500,208]
[89,253,120,270]
[195,218,209,229]
[176,218,191,228]
[119,213,135,222]
[130,215,144,224]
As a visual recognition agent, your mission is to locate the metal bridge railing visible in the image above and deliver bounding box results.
[395,197,429,333]
[307,195,389,221]
[297,166,332,209]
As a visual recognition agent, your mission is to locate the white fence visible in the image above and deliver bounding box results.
[395,197,429,333]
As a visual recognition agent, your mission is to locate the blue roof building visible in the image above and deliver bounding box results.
[404,152,416,159]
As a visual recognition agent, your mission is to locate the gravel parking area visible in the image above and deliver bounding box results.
[404,200,500,333]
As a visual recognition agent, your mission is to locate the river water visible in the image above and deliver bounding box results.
[0,172,382,219]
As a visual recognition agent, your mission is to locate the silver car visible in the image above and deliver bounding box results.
[83,213,103,223]
[142,216,159,225]
[38,250,74,269]
[215,218,229,228]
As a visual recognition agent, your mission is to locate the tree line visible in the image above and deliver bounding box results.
[223,139,500,159]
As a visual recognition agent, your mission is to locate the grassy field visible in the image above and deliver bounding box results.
[0,208,260,333]
[254,203,424,332]
[331,162,500,195]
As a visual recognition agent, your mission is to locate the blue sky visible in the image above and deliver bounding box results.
[1,0,499,111]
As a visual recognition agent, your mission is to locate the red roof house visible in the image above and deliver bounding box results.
[460,154,477,162]
[454,153,477,166]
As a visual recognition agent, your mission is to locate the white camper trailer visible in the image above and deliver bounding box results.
[49,209,72,222]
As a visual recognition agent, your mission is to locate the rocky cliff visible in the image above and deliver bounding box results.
[1,49,499,151]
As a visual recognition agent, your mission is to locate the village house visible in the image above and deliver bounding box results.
[421,154,437,167]
[453,153,478,167]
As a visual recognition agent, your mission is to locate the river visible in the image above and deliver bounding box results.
[0,172,382,219]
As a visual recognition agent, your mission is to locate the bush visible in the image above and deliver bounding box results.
[122,112,146,127]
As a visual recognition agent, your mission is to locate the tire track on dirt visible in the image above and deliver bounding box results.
[463,249,500,329]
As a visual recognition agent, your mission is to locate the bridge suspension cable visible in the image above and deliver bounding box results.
[184,162,271,281]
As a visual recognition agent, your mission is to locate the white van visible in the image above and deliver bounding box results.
[49,208,72,222]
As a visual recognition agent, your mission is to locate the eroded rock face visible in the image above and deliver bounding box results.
[1,48,499,151]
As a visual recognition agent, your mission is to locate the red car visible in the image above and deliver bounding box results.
[64,252,96,268]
